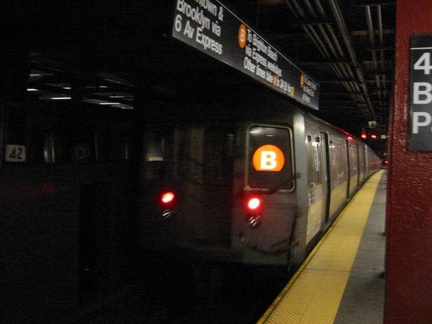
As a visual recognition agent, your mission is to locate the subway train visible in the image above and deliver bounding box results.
[138,89,382,270]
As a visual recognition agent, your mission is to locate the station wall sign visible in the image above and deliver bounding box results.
[409,34,432,151]
[172,0,320,110]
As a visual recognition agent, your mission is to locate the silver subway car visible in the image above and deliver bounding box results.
[139,101,381,270]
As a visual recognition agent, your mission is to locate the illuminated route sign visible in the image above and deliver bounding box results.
[172,0,320,110]
[409,34,432,151]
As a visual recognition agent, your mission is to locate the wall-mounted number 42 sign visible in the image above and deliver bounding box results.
[5,144,26,162]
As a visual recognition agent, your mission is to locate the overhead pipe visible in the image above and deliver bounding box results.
[284,0,348,81]
[366,4,387,108]
[377,5,385,69]
[376,5,388,101]
[327,0,377,122]
[365,5,378,69]
[296,0,374,120]
[365,5,382,104]
[285,0,371,120]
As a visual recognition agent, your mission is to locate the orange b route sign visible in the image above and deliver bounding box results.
[252,145,285,171]
[238,24,247,48]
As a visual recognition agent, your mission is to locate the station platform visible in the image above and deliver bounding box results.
[258,170,386,324]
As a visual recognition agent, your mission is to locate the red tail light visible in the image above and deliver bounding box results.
[245,196,263,228]
[161,191,175,205]
[247,197,261,211]
[159,191,177,219]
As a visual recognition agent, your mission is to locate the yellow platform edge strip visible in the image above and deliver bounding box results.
[257,170,384,324]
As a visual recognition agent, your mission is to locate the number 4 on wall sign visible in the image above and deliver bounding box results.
[5,144,26,162]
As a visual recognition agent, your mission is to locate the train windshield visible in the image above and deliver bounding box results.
[248,125,294,190]
[143,126,176,181]
[142,125,235,185]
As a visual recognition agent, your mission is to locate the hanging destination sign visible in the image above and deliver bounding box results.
[172,0,320,110]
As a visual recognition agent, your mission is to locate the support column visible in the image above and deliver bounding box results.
[386,1,432,322]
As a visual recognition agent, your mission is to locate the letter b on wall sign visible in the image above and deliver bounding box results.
[252,145,285,171]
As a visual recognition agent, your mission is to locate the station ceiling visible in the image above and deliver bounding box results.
[0,0,395,137]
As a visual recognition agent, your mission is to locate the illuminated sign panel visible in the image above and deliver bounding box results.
[252,145,285,172]
[409,34,432,151]
[172,0,320,110]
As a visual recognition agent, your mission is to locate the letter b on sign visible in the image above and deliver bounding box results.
[252,145,285,171]
[413,82,432,104]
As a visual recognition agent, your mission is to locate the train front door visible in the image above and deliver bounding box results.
[305,129,330,241]
[183,126,235,247]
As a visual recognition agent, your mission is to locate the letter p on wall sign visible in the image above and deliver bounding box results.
[252,145,285,171]
[409,34,432,151]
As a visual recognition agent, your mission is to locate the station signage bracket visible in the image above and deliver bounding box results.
[172,0,320,110]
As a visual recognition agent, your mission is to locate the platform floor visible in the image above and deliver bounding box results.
[259,170,386,324]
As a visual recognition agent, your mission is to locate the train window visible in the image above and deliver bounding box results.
[203,128,236,186]
[330,141,344,175]
[67,128,96,163]
[28,131,55,163]
[16,106,141,165]
[306,135,314,186]
[97,131,135,162]
[247,125,293,190]
[305,133,324,185]
[143,126,175,181]
[32,126,96,164]
[43,133,56,163]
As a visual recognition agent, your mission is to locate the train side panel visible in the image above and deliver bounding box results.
[297,113,381,258]
[298,116,350,249]
[302,121,331,244]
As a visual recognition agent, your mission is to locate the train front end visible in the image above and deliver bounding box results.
[139,122,298,267]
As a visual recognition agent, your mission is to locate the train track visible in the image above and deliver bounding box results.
[76,257,288,323]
